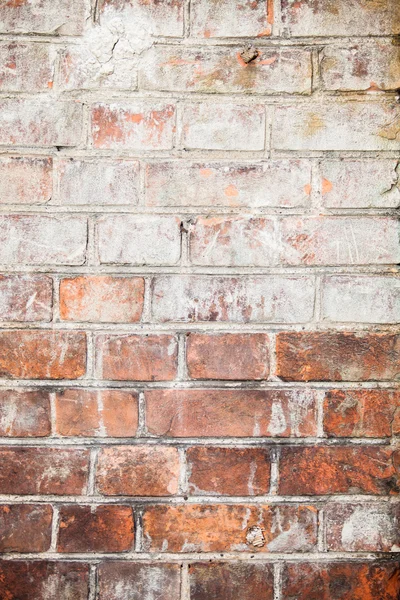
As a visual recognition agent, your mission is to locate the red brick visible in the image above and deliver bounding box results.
[55,389,138,437]
[187,447,271,495]
[323,389,400,438]
[58,505,134,553]
[97,215,181,266]
[190,0,272,37]
[91,103,175,150]
[189,563,274,600]
[0,504,52,552]
[0,561,89,600]
[281,562,400,600]
[145,160,312,208]
[280,217,400,265]
[0,447,89,495]
[279,446,399,496]
[101,0,184,37]
[0,157,52,205]
[146,389,318,438]
[281,0,400,36]
[0,330,86,379]
[97,334,178,381]
[187,333,269,380]
[152,275,314,323]
[96,446,180,496]
[325,503,400,552]
[141,46,311,94]
[0,215,87,266]
[0,0,86,35]
[276,332,400,382]
[60,276,144,323]
[143,504,317,552]
[0,99,82,147]
[182,103,265,151]
[0,43,54,92]
[58,159,140,206]
[0,274,52,322]
[0,389,51,437]
[189,216,279,267]
[98,562,181,600]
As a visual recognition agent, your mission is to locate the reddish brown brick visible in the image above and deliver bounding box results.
[189,563,274,600]
[0,447,89,495]
[0,389,51,437]
[146,389,318,438]
[0,274,52,322]
[279,446,399,496]
[0,330,86,379]
[96,446,180,496]
[187,333,269,380]
[98,562,181,600]
[60,276,144,323]
[97,334,178,381]
[281,562,400,600]
[0,157,52,205]
[0,504,52,552]
[55,389,138,437]
[143,504,317,552]
[325,503,400,552]
[324,389,400,438]
[187,447,270,496]
[276,332,400,381]
[58,505,134,553]
[0,561,89,600]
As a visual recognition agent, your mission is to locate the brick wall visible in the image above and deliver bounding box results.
[0,0,400,598]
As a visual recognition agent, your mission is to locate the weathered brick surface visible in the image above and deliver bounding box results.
[0,504,52,552]
[141,46,312,94]
[0,389,51,437]
[143,504,317,552]
[323,389,400,438]
[146,389,318,437]
[276,332,400,381]
[58,159,140,206]
[0,561,90,600]
[97,215,181,265]
[96,334,178,381]
[98,563,181,600]
[96,446,180,495]
[152,275,314,323]
[187,447,271,495]
[182,104,266,151]
[0,330,86,379]
[60,276,144,322]
[0,274,52,322]
[281,562,400,600]
[145,160,312,208]
[55,389,138,437]
[187,333,270,380]
[0,447,89,495]
[3,0,400,594]
[0,157,52,205]
[189,563,274,600]
[58,505,134,552]
[279,446,399,495]
[325,503,400,552]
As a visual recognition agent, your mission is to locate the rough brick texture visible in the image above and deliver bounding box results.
[1,0,399,597]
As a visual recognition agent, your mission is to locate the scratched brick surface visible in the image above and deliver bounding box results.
[0,0,399,597]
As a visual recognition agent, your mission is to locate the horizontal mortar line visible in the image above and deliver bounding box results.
[0,495,397,504]
[3,323,400,332]
[0,380,398,389]
[0,551,386,561]
[0,437,394,447]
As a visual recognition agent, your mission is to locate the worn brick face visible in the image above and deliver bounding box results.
[0,389,51,437]
[0,0,87,34]
[0,504,52,552]
[189,563,274,600]
[190,0,272,37]
[0,274,52,322]
[0,43,55,92]
[98,563,181,600]
[0,156,52,205]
